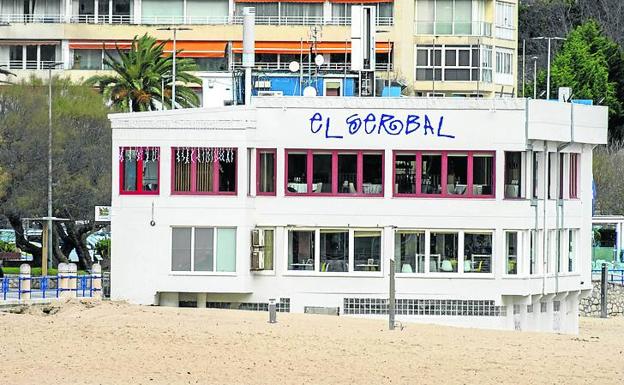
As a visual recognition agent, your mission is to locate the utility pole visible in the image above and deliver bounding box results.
[158,26,192,109]
[531,37,565,100]
[532,56,538,99]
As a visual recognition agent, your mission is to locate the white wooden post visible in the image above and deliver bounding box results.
[19,264,31,300]
[92,263,102,299]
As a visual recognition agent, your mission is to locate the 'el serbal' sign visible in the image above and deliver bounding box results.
[309,112,455,139]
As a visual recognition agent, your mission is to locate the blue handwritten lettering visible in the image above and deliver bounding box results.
[346,114,361,135]
[423,115,435,136]
[405,115,420,135]
[324,117,343,139]
[436,116,454,138]
[363,113,377,134]
[310,112,323,134]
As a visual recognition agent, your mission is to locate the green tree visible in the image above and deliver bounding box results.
[0,77,111,270]
[87,34,201,112]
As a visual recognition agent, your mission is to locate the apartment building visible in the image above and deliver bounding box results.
[0,0,518,101]
[108,96,607,333]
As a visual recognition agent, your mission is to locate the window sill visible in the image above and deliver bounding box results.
[282,272,384,278]
[120,191,160,196]
[251,270,276,276]
[169,271,237,276]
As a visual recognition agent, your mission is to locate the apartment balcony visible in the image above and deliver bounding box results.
[414,21,492,37]
[230,61,393,72]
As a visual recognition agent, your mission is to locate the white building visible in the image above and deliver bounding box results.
[109,97,607,333]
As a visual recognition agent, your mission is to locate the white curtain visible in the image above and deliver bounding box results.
[435,0,452,34]
[281,3,322,19]
[415,0,434,34]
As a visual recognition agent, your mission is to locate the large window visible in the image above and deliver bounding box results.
[415,44,492,82]
[119,146,159,194]
[569,153,579,199]
[257,149,276,195]
[286,150,383,196]
[568,229,577,273]
[288,230,315,270]
[495,49,513,75]
[504,152,523,198]
[394,151,494,198]
[395,231,425,273]
[354,231,381,272]
[415,0,485,35]
[464,232,492,273]
[172,147,236,195]
[495,1,515,40]
[506,231,518,275]
[430,232,458,272]
[320,230,348,272]
[171,227,236,272]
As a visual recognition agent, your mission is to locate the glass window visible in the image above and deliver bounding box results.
[395,154,416,194]
[258,150,275,195]
[473,154,493,196]
[72,49,102,70]
[288,230,315,270]
[421,154,442,194]
[194,228,214,271]
[395,231,425,273]
[193,57,228,71]
[506,232,518,274]
[447,154,467,195]
[362,153,383,195]
[338,153,357,194]
[171,227,191,271]
[313,153,333,193]
[569,153,579,198]
[216,228,236,272]
[532,152,541,199]
[287,152,308,194]
[430,232,458,272]
[464,233,492,273]
[415,0,434,34]
[120,147,159,194]
[354,231,381,272]
[454,0,472,34]
[435,0,453,34]
[263,229,274,270]
[504,152,522,198]
[172,147,235,194]
[219,151,236,193]
[568,229,576,273]
[196,156,215,193]
[320,230,349,272]
[530,230,537,275]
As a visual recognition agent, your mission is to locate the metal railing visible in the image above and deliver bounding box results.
[0,274,102,301]
[592,269,624,285]
[0,13,393,26]
[414,21,492,37]
[0,60,61,70]
[231,61,393,72]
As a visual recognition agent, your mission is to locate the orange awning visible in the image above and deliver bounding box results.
[163,41,227,58]
[69,41,132,50]
[232,41,391,54]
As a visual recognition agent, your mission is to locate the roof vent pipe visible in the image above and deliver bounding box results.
[242,7,255,105]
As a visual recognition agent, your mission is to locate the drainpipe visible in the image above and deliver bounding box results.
[527,99,538,279]
[542,139,548,295]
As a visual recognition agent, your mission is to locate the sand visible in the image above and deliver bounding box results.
[0,299,622,385]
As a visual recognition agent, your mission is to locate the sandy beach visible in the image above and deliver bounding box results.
[0,299,622,385]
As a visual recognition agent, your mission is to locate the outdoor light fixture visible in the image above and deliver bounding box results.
[157,27,193,109]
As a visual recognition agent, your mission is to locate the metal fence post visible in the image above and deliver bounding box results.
[601,263,608,318]
[268,298,277,323]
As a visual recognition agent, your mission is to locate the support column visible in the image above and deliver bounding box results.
[92,263,102,299]
[94,0,99,23]
[19,264,31,301]
[196,293,207,308]
[159,292,179,307]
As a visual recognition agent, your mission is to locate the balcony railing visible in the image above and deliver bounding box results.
[414,21,492,37]
[231,61,393,72]
[0,13,393,26]
[1,60,61,70]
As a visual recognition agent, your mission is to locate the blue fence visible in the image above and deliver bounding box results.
[0,274,102,301]
[591,269,624,285]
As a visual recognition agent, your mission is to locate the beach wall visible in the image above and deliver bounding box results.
[580,282,624,316]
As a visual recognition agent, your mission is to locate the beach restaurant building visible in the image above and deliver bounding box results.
[109,97,607,333]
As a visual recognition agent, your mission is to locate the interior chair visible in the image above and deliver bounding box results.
[464,260,472,272]
[441,260,453,272]
[401,263,413,273]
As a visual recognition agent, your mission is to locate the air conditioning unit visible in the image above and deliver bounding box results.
[257,90,283,97]
[251,228,265,248]
[251,250,265,270]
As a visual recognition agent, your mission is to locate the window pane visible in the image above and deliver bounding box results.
[416,49,428,66]
[568,229,575,272]
[473,154,493,196]
[173,148,191,192]
[458,50,470,66]
[430,232,458,272]
[216,228,236,272]
[196,160,214,192]
[218,149,236,192]
[338,153,357,194]
[320,230,348,272]
[72,49,102,70]
[530,230,536,275]
[435,0,453,34]
[123,149,137,191]
[287,153,308,193]
[454,0,472,34]
[171,228,191,271]
[142,148,159,192]
[445,50,456,66]
[263,229,274,270]
[313,153,332,193]
[447,155,467,195]
[395,154,416,194]
[362,154,383,195]
[464,233,492,273]
[258,151,275,194]
[504,152,522,198]
[421,154,442,194]
[395,231,425,273]
[506,232,518,274]
[288,231,315,270]
[194,228,214,271]
[415,0,434,33]
[354,231,381,271]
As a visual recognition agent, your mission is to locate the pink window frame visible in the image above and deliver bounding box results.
[392,150,496,199]
[256,148,277,196]
[284,149,385,197]
[569,153,579,199]
[119,146,160,196]
[170,147,237,196]
[503,151,524,200]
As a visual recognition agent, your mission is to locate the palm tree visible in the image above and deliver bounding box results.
[0,66,15,84]
[86,34,201,112]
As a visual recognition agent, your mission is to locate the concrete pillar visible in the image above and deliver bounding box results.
[68,263,77,298]
[196,293,207,308]
[159,292,179,307]
[57,263,68,298]
[19,264,31,300]
[92,263,102,299]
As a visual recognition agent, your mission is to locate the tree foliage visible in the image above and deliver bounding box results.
[86,34,201,112]
[0,77,111,269]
